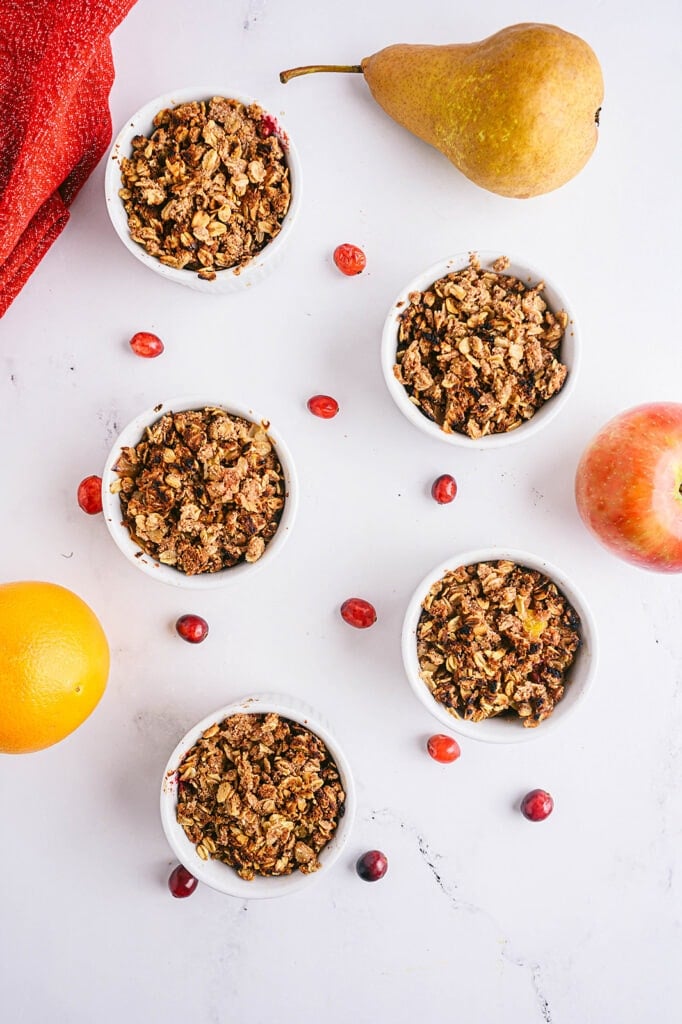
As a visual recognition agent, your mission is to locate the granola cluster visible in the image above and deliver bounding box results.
[394,254,568,438]
[176,713,346,879]
[119,97,291,279]
[417,561,581,728]
[112,407,285,575]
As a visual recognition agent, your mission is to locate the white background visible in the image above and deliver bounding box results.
[2,1,681,1021]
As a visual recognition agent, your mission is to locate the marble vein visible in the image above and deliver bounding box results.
[243,0,268,30]
[370,807,554,1022]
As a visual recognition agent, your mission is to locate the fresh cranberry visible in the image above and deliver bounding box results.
[175,614,209,644]
[168,864,198,898]
[340,598,377,629]
[258,115,289,146]
[77,475,103,514]
[427,734,461,763]
[333,243,366,276]
[356,850,388,882]
[307,394,339,419]
[130,331,164,358]
[431,474,458,504]
[521,789,554,821]
[259,114,279,137]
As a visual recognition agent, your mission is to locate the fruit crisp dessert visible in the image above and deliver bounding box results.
[176,713,346,879]
[111,407,285,575]
[394,254,569,438]
[119,97,291,280]
[417,560,581,727]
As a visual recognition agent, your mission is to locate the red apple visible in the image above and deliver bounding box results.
[575,403,682,572]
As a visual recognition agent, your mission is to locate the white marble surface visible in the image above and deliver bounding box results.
[1,1,681,1021]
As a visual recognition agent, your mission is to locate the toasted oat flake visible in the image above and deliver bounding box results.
[394,254,569,438]
[114,407,285,575]
[176,713,346,879]
[119,97,291,277]
[417,561,581,728]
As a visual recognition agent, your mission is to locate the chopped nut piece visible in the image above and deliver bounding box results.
[394,254,569,438]
[114,407,285,575]
[176,713,346,879]
[119,98,291,278]
[417,561,581,728]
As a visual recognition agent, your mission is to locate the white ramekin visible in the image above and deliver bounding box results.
[381,251,580,449]
[402,547,598,743]
[160,694,356,899]
[101,396,297,589]
[104,87,302,292]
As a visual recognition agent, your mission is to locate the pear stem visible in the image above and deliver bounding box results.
[279,64,363,84]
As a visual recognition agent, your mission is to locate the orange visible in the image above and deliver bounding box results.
[0,581,110,754]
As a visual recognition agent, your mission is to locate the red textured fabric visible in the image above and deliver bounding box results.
[0,0,138,316]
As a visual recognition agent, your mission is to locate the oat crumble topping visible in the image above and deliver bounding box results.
[394,253,569,438]
[417,560,581,727]
[111,407,285,575]
[119,97,291,279]
[176,713,346,879]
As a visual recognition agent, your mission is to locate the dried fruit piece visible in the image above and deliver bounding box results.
[521,789,554,821]
[307,395,339,419]
[77,476,103,515]
[333,243,366,276]
[168,864,198,898]
[356,850,388,881]
[175,614,209,644]
[426,734,461,763]
[130,331,164,358]
[431,474,458,504]
[340,598,377,628]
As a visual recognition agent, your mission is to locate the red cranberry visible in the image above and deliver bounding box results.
[168,864,198,898]
[431,474,458,504]
[175,614,209,644]
[307,394,339,419]
[340,598,377,629]
[259,115,278,136]
[333,243,366,276]
[256,114,284,142]
[130,331,164,358]
[521,789,554,821]
[77,475,103,515]
[356,850,388,882]
[427,734,461,763]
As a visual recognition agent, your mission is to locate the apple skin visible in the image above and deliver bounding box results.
[575,403,682,572]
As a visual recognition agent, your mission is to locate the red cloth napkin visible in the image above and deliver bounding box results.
[0,0,137,317]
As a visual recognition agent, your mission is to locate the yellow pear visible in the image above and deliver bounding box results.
[281,23,604,199]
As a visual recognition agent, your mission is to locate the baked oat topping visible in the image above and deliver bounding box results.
[417,560,581,728]
[176,713,346,879]
[111,407,285,575]
[394,253,569,438]
[119,97,291,279]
